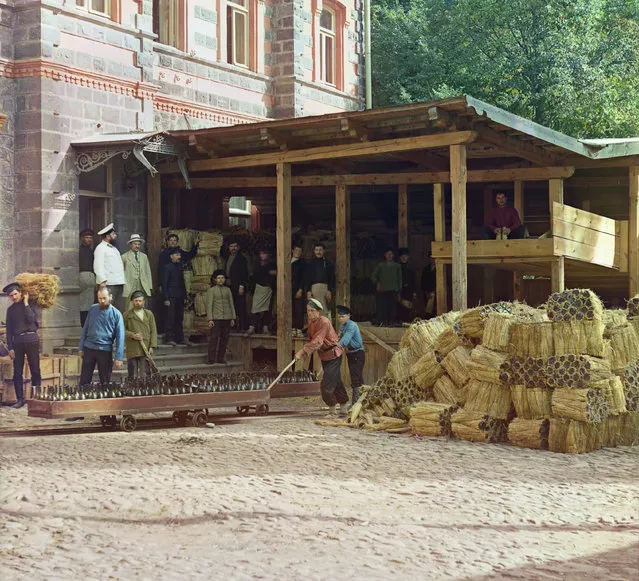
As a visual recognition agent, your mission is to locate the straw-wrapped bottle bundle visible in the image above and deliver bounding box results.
[602,309,629,328]
[464,379,512,420]
[544,355,611,389]
[451,410,509,443]
[459,302,513,341]
[508,418,550,450]
[548,418,570,453]
[546,288,604,322]
[434,328,463,361]
[14,273,61,309]
[566,420,601,454]
[189,275,211,294]
[442,347,472,388]
[500,356,548,388]
[408,401,458,437]
[551,387,610,424]
[604,323,639,371]
[510,385,552,419]
[482,313,515,352]
[387,348,416,383]
[194,293,207,316]
[468,346,507,383]
[197,231,224,256]
[411,349,443,389]
[400,315,458,361]
[600,376,628,415]
[191,255,216,277]
[620,361,639,411]
[617,412,639,446]
[598,415,623,448]
[553,320,605,357]
[510,321,554,358]
[433,374,467,406]
[627,295,639,318]
[629,317,639,342]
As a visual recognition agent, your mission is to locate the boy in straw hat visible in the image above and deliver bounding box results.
[121,234,153,304]
[295,298,349,417]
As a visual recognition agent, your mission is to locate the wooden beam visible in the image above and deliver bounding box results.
[450,144,468,311]
[548,178,564,233]
[435,261,448,315]
[431,239,555,259]
[147,175,162,287]
[340,118,369,141]
[433,183,445,242]
[476,125,564,166]
[335,184,351,308]
[398,184,408,248]
[513,271,524,301]
[513,180,524,301]
[276,162,293,370]
[551,257,565,293]
[359,327,397,355]
[184,131,478,172]
[630,166,639,296]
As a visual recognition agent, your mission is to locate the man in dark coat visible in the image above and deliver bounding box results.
[291,242,306,332]
[304,243,335,321]
[162,248,187,345]
[78,228,95,327]
[225,238,249,331]
[398,247,417,323]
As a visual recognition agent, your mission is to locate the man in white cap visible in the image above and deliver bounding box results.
[93,223,125,311]
[122,234,153,304]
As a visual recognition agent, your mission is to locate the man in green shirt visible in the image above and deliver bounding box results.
[371,248,402,326]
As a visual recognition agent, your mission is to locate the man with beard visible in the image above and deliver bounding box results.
[79,287,125,386]
[93,223,125,311]
[122,234,153,303]
[224,238,249,331]
[124,291,157,378]
[78,229,95,326]
[3,282,41,409]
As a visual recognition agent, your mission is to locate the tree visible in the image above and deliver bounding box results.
[372,0,639,138]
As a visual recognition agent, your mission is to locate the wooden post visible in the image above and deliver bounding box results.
[147,174,162,286]
[398,184,408,248]
[549,178,564,232]
[513,180,524,300]
[336,183,351,307]
[276,162,293,370]
[433,183,448,314]
[630,166,639,296]
[551,257,565,293]
[450,145,468,311]
[483,185,495,305]
[549,178,565,294]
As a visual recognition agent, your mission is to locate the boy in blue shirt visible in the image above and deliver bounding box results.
[337,305,365,406]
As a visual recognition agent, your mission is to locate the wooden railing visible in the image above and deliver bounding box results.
[552,202,628,271]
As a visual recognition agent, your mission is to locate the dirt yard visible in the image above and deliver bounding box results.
[0,400,637,581]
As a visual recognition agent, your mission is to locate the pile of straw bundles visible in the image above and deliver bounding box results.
[508,418,550,450]
[605,323,639,371]
[409,402,458,437]
[15,273,61,309]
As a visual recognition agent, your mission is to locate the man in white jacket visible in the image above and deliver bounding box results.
[93,223,126,311]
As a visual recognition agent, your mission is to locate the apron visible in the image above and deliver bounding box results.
[79,271,96,311]
[251,283,273,314]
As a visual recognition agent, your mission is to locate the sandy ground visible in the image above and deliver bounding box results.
[0,399,638,581]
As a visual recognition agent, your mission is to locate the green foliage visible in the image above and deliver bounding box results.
[371,0,639,137]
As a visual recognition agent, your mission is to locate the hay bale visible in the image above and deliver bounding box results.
[464,379,512,420]
[510,385,552,419]
[411,349,443,389]
[510,321,554,358]
[566,420,601,454]
[408,401,458,437]
[434,328,463,361]
[548,418,570,453]
[14,273,61,309]
[545,355,611,389]
[482,313,515,352]
[546,288,604,322]
[508,418,550,450]
[451,410,509,443]
[605,323,639,371]
[442,347,472,388]
[553,320,605,357]
[386,348,414,383]
[617,412,639,446]
[551,387,609,424]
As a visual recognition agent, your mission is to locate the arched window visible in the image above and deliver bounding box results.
[227,0,250,67]
[319,8,336,85]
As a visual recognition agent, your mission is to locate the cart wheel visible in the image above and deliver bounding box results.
[120,415,137,432]
[192,410,208,427]
[255,404,269,416]
[236,406,250,416]
[172,411,188,426]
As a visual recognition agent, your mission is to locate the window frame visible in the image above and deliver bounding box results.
[227,0,250,68]
[153,0,187,52]
[313,0,346,91]
[76,0,115,19]
[319,7,337,86]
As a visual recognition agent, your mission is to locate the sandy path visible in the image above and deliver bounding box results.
[0,402,637,581]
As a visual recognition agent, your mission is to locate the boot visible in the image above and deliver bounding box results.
[339,402,350,416]
[352,386,360,405]
[11,399,25,409]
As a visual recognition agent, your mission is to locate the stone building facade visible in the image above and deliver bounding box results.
[0,0,365,348]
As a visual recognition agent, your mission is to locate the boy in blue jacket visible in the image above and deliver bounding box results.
[337,305,365,406]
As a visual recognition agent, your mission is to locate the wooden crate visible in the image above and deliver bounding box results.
[62,355,82,377]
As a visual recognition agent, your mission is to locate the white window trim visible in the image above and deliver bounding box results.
[228,0,250,68]
[77,0,112,18]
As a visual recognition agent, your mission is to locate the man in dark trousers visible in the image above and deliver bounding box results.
[371,248,402,326]
[78,229,95,327]
[248,248,277,335]
[79,287,125,386]
[481,191,525,239]
[163,247,187,345]
[224,238,249,331]
[3,282,41,408]
[397,247,417,323]
[304,242,335,320]
[291,242,306,333]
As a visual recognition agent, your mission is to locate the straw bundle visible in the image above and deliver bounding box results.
[627,295,639,318]
[566,420,601,454]
[434,328,463,361]
[387,348,416,383]
[482,313,515,352]
[14,273,61,309]
[510,303,548,322]
[464,379,512,420]
[510,385,552,419]
[183,270,193,295]
[163,228,197,252]
[620,361,639,411]
[603,309,629,328]
[510,321,554,358]
[544,355,611,389]
[400,316,457,360]
[602,376,628,415]
[546,288,604,322]
[629,317,639,342]
[460,302,513,341]
[598,415,623,448]
[508,418,550,450]
[191,255,216,277]
[553,320,606,357]
[605,324,639,371]
[468,346,507,383]
[548,418,570,453]
[451,410,509,443]
[188,275,210,294]
[442,347,472,387]
[409,401,458,437]
[197,231,224,256]
[551,387,609,424]
[617,412,639,446]
[194,293,207,316]
[411,349,443,389]
[500,356,548,388]
[433,374,459,405]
